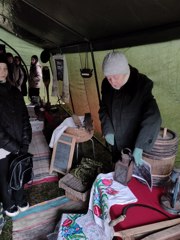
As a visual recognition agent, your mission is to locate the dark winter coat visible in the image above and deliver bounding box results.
[99,66,162,153]
[20,64,28,96]
[0,82,32,153]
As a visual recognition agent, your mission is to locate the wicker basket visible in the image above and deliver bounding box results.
[65,127,94,143]
[59,174,90,202]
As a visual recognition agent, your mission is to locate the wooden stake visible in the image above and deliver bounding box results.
[141,223,180,240]
[163,128,167,138]
[114,218,180,239]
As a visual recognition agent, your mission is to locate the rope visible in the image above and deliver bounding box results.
[79,52,89,69]
[79,52,83,69]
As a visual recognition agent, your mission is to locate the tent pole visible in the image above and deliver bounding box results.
[0,38,28,76]
[89,43,101,104]
[22,0,89,43]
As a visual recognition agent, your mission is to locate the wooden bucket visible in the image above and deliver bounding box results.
[65,127,94,143]
[142,128,178,186]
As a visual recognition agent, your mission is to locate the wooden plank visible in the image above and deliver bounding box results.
[114,218,180,239]
[141,224,180,240]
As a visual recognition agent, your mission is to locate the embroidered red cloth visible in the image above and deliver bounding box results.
[110,177,177,237]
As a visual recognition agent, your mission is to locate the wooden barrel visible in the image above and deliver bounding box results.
[142,128,179,187]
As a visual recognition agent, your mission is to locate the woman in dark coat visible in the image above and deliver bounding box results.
[99,52,162,164]
[28,55,42,104]
[0,55,32,217]
[14,56,28,96]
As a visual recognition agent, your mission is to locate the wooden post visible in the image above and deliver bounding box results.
[163,127,167,138]
[114,218,180,239]
[141,223,180,240]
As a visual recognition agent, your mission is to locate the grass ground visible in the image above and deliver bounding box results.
[0,181,64,240]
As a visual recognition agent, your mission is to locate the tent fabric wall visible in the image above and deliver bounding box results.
[65,41,180,165]
[0,28,56,103]
[0,28,42,68]
[1,0,180,53]
[65,53,101,133]
[0,27,180,165]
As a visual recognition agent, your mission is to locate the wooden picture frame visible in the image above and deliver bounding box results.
[49,133,76,175]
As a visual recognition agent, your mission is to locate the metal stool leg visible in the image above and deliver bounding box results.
[76,138,95,161]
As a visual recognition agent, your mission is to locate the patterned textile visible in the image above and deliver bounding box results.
[28,130,58,185]
[30,120,44,132]
[57,172,137,239]
[12,196,86,240]
[56,210,106,240]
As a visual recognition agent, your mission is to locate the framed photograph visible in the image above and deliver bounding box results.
[55,59,64,81]
[49,133,76,175]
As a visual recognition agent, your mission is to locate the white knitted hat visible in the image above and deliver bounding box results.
[102,52,130,76]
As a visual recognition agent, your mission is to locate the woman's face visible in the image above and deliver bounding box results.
[31,58,36,64]
[14,57,20,65]
[0,63,8,81]
[106,74,128,90]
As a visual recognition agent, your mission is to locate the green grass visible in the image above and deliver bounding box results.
[0,218,12,240]
[0,181,64,239]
